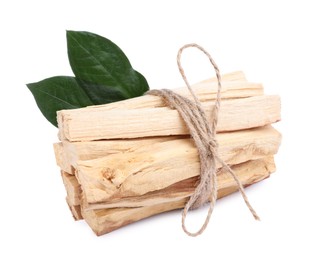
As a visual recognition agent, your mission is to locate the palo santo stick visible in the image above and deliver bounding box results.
[61,171,81,206]
[54,143,71,174]
[200,70,247,82]
[66,197,83,221]
[57,71,257,140]
[82,198,188,236]
[81,81,263,111]
[54,136,177,174]
[81,72,255,111]
[58,95,280,141]
[82,157,275,236]
[75,126,281,204]
[86,156,275,209]
[61,171,83,220]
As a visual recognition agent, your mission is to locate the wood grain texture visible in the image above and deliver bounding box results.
[85,156,275,209]
[54,136,177,174]
[58,95,280,141]
[61,171,81,206]
[53,143,71,174]
[61,171,83,220]
[66,197,83,221]
[52,71,282,236]
[82,157,275,236]
[77,72,257,111]
[57,71,265,141]
[75,126,281,204]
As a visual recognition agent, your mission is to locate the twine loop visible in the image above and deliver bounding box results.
[148,43,260,237]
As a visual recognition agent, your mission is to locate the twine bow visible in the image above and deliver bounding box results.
[148,44,260,237]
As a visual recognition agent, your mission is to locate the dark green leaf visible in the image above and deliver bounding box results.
[66,30,149,102]
[77,70,149,105]
[76,79,127,105]
[27,76,93,127]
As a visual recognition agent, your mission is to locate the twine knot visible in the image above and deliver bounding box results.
[147,43,260,237]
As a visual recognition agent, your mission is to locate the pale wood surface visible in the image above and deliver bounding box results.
[79,76,260,111]
[58,95,280,141]
[66,197,83,221]
[203,71,247,82]
[53,143,71,174]
[61,171,83,220]
[61,171,81,206]
[75,126,281,204]
[57,71,264,141]
[82,157,275,235]
[60,71,253,113]
[85,156,275,209]
[54,136,177,174]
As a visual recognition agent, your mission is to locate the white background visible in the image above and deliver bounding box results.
[1,0,309,259]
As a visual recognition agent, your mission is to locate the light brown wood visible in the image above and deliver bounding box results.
[58,95,280,141]
[53,143,72,174]
[198,70,247,82]
[57,71,255,140]
[52,71,282,236]
[61,171,83,220]
[75,126,281,204]
[66,197,83,221]
[61,171,81,206]
[65,71,252,113]
[85,156,275,209]
[80,77,260,112]
[82,157,275,236]
[54,136,178,174]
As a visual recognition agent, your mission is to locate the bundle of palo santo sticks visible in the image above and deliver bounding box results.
[53,71,281,236]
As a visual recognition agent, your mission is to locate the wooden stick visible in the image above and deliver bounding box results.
[54,143,72,174]
[66,197,83,221]
[82,157,275,236]
[57,71,262,141]
[56,71,255,140]
[61,171,81,206]
[85,156,275,209]
[75,126,281,204]
[198,70,247,82]
[61,171,83,220]
[58,95,280,141]
[62,71,251,114]
[79,73,257,111]
[54,136,177,174]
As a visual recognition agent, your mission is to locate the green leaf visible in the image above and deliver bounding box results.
[66,30,149,103]
[76,79,127,105]
[77,70,149,105]
[27,76,93,127]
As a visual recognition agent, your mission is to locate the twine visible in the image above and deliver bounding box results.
[147,43,260,237]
